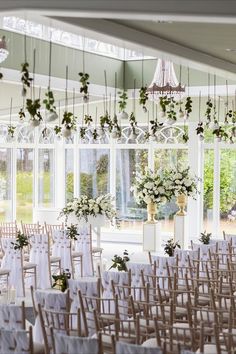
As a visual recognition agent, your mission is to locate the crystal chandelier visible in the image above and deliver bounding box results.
[0,36,9,63]
[148,59,185,96]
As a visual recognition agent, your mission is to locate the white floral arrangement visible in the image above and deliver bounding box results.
[60,193,116,223]
[164,166,199,198]
[131,167,171,205]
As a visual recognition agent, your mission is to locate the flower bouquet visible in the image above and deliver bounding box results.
[164,165,199,198]
[60,193,116,224]
[131,167,171,206]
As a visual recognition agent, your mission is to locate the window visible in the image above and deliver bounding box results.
[38,149,55,207]
[0,149,12,221]
[79,149,110,197]
[220,149,236,234]
[116,149,148,229]
[65,149,74,202]
[16,149,33,222]
[154,148,188,233]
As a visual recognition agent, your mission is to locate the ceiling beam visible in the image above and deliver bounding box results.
[1,1,236,23]
[55,18,236,80]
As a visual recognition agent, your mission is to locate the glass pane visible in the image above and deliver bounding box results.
[220,149,236,234]
[116,149,148,229]
[0,149,12,221]
[154,149,188,233]
[79,149,110,197]
[203,149,214,233]
[38,149,54,207]
[65,149,74,202]
[16,149,33,222]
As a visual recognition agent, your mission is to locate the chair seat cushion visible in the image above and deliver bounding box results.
[50,256,61,263]
[23,262,37,269]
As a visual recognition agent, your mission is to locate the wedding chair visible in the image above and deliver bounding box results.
[93,310,139,354]
[44,222,64,238]
[116,341,163,354]
[28,233,61,289]
[74,224,94,276]
[38,304,81,354]
[0,220,18,237]
[0,327,34,354]
[50,229,83,278]
[21,221,44,237]
[31,287,71,344]
[127,262,154,289]
[1,236,37,297]
[50,329,102,354]
[78,290,119,336]
[101,269,131,299]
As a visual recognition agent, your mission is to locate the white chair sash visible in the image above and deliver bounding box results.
[74,225,93,276]
[33,289,69,343]
[29,234,51,289]
[54,332,99,354]
[0,304,24,330]
[1,238,23,297]
[117,342,163,354]
[51,230,72,271]
[152,256,176,289]
[0,329,31,354]
[102,271,129,299]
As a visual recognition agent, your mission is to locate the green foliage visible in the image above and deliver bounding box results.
[159,95,170,113]
[78,72,90,97]
[52,269,71,292]
[66,172,74,200]
[43,89,57,113]
[118,90,128,112]
[100,111,113,132]
[18,108,26,120]
[7,125,16,138]
[139,86,149,109]
[164,238,180,257]
[62,111,77,130]
[129,112,137,128]
[66,224,78,240]
[26,98,42,121]
[196,122,204,135]
[21,62,33,96]
[54,125,62,135]
[84,114,93,125]
[11,231,29,250]
[185,96,193,115]
[166,97,177,121]
[199,230,211,244]
[109,250,130,271]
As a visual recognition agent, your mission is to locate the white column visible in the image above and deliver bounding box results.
[187,122,202,242]
[11,145,16,221]
[174,215,189,249]
[143,222,162,252]
[213,139,220,237]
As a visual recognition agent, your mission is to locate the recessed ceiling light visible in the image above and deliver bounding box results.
[226,48,236,52]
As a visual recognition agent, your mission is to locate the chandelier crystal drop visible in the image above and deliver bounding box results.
[0,36,9,63]
[148,59,185,96]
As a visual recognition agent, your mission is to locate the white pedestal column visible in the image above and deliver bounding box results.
[174,215,189,249]
[143,222,162,252]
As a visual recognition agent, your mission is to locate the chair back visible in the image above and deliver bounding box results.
[0,327,33,354]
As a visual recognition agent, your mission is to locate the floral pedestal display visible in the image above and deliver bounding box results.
[176,194,187,216]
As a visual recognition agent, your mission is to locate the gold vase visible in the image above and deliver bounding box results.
[146,202,157,223]
[176,194,187,216]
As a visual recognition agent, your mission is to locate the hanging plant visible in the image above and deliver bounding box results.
[54,125,62,135]
[84,114,93,126]
[26,98,42,126]
[213,125,228,142]
[166,97,177,124]
[205,98,213,126]
[196,122,204,140]
[80,126,87,140]
[149,119,163,138]
[139,86,149,112]
[111,114,121,139]
[118,90,128,119]
[184,96,192,119]
[79,72,90,102]
[7,125,16,138]
[182,131,189,143]
[92,128,99,140]
[18,107,26,120]
[62,111,76,130]
[100,111,113,132]
[43,89,57,115]
[159,96,170,117]
[21,62,33,97]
